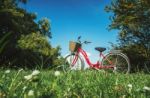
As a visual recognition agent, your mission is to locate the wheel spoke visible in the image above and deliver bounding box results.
[64,54,84,72]
[102,53,130,73]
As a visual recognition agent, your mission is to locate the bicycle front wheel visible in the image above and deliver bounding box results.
[63,53,84,72]
[102,53,130,73]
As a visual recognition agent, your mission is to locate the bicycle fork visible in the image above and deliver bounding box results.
[71,53,79,66]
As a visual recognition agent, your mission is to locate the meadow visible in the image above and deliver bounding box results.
[0,69,150,98]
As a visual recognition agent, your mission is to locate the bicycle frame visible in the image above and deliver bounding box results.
[72,47,115,69]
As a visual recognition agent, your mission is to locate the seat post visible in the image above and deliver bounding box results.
[99,52,103,57]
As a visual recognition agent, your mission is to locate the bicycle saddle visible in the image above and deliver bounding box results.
[95,47,106,52]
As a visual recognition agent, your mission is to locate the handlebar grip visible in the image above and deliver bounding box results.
[87,41,92,43]
[84,41,92,44]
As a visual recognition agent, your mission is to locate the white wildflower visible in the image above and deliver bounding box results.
[127,84,132,93]
[122,95,126,98]
[143,86,150,91]
[23,86,27,91]
[127,84,132,88]
[136,88,141,92]
[13,94,17,97]
[67,88,71,92]
[18,68,23,72]
[31,70,40,76]
[54,71,60,76]
[24,75,32,80]
[5,70,10,74]
[115,78,118,85]
[28,90,34,96]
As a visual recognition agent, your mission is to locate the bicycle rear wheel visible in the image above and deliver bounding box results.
[102,53,130,73]
[63,53,84,72]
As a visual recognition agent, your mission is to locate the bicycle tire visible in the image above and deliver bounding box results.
[63,53,84,72]
[101,52,130,73]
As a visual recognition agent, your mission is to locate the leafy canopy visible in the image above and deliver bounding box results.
[0,0,63,68]
[106,0,150,70]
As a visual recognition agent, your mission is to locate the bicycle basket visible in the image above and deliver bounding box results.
[69,41,81,52]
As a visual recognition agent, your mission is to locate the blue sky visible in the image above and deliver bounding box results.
[20,0,118,62]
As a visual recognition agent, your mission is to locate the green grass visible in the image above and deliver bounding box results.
[0,69,150,98]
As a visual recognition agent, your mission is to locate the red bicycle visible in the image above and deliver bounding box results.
[63,36,130,73]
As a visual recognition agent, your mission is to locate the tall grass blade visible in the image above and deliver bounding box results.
[0,32,11,54]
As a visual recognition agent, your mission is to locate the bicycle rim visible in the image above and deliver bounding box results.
[64,54,84,72]
[102,53,130,73]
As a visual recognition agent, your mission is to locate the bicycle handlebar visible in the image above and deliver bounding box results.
[84,41,92,44]
[77,36,92,45]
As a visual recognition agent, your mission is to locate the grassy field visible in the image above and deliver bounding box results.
[0,69,150,98]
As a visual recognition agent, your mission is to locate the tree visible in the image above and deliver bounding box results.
[0,0,38,66]
[17,32,62,68]
[0,0,63,68]
[38,18,52,38]
[105,0,150,71]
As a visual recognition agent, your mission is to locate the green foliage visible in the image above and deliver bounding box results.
[18,32,52,56]
[17,32,64,68]
[38,18,52,38]
[0,32,11,54]
[0,0,64,68]
[106,0,150,71]
[0,69,150,97]
[0,0,38,67]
